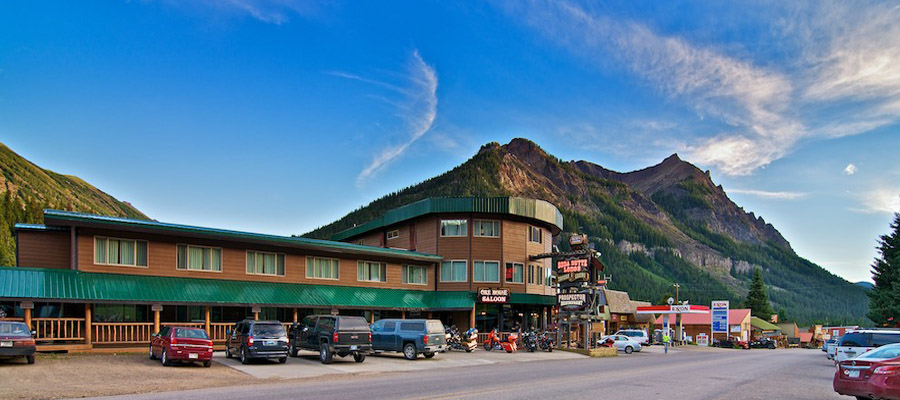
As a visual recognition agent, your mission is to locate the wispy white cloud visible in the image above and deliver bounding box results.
[844,163,857,175]
[154,0,326,24]
[853,186,900,214]
[728,188,808,200]
[337,51,438,186]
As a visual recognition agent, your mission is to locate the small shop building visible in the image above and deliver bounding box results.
[656,308,752,343]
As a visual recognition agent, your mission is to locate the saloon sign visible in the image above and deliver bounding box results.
[478,288,510,304]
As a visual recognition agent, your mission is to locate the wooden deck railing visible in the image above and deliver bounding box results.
[93,322,155,344]
[32,318,85,342]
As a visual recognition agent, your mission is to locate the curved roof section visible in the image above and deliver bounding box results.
[40,209,442,263]
[331,197,564,241]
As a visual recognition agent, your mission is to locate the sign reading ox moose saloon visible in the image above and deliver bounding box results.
[478,288,510,303]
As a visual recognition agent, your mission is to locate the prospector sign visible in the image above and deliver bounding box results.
[478,288,510,304]
[558,292,588,310]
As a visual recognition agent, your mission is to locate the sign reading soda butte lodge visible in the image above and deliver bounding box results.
[478,288,509,303]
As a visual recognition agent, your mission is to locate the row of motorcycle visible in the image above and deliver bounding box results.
[445,326,554,353]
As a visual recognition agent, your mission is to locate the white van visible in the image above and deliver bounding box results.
[615,329,650,346]
[835,330,900,362]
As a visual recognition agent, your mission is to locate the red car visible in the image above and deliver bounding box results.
[834,343,900,399]
[0,321,36,364]
[149,326,213,367]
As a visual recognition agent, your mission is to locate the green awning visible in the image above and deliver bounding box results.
[509,293,557,306]
[0,267,473,310]
[751,316,781,331]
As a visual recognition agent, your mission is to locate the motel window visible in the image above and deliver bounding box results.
[440,219,468,237]
[528,265,536,284]
[176,244,222,272]
[505,262,524,283]
[94,236,148,267]
[307,257,339,280]
[440,260,467,282]
[387,230,399,240]
[246,251,285,276]
[473,220,500,237]
[357,261,387,282]
[529,226,542,243]
[474,260,500,283]
[402,265,427,285]
[537,266,544,285]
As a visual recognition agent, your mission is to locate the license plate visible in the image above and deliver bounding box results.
[0,341,11,347]
[189,353,198,359]
[848,370,860,378]
[350,345,358,350]
[265,340,276,346]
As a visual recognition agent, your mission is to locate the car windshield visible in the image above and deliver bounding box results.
[858,344,900,360]
[0,322,30,337]
[338,317,369,330]
[841,332,870,347]
[426,320,445,333]
[174,328,209,339]
[251,324,286,337]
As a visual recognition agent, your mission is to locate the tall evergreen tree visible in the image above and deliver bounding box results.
[743,268,774,320]
[868,213,900,325]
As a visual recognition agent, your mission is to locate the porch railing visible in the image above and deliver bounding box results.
[32,318,85,342]
[93,322,155,344]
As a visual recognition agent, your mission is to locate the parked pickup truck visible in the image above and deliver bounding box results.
[289,315,372,364]
[371,319,446,360]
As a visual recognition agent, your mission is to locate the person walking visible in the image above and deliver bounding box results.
[663,332,671,354]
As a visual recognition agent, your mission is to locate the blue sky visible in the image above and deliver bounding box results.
[1,1,898,283]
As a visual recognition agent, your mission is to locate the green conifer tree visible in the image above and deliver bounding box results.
[743,268,774,320]
[868,213,900,325]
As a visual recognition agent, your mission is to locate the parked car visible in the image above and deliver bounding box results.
[225,320,289,364]
[289,315,372,364]
[714,336,750,349]
[598,335,642,354]
[828,337,842,360]
[150,326,213,367]
[615,329,650,346]
[834,342,900,399]
[0,321,36,364]
[836,330,900,363]
[749,337,777,349]
[371,319,446,360]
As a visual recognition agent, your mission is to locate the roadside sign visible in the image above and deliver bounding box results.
[711,300,729,334]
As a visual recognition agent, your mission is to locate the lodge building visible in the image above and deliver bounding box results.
[0,197,560,351]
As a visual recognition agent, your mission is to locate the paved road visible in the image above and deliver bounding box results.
[80,348,842,400]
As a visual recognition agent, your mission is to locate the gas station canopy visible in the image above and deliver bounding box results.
[636,305,710,314]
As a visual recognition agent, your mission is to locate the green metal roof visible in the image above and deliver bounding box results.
[41,209,442,263]
[751,316,781,331]
[331,197,564,241]
[0,267,473,310]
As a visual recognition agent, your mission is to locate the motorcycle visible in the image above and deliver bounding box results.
[483,329,518,353]
[446,326,478,352]
[538,331,554,352]
[522,330,538,352]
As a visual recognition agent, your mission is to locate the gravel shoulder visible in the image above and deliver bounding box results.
[0,352,259,400]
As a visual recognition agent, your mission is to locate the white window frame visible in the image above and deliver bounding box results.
[246,250,286,276]
[387,230,400,240]
[357,260,387,283]
[473,220,500,238]
[403,265,428,286]
[528,226,543,243]
[473,260,501,283]
[440,260,468,282]
[176,244,223,273]
[93,236,149,268]
[440,219,468,237]
[505,262,525,284]
[306,256,340,280]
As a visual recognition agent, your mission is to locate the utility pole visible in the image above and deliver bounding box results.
[673,283,682,346]
[673,283,680,304]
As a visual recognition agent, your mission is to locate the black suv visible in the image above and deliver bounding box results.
[225,320,289,364]
[289,315,372,364]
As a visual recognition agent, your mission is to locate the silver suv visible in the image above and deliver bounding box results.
[615,329,650,346]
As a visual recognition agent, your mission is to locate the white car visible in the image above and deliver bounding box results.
[825,338,840,360]
[599,335,642,354]
[615,329,650,346]
[835,330,900,363]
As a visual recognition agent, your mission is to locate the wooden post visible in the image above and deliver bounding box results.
[293,308,298,323]
[204,306,211,335]
[470,304,476,331]
[153,308,160,334]
[369,311,375,324]
[428,312,433,319]
[84,303,92,345]
[401,310,406,319]
[254,312,259,321]
[24,308,32,329]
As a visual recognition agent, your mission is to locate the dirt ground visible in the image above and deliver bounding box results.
[0,352,262,400]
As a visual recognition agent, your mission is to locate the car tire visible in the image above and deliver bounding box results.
[353,353,366,363]
[465,348,473,353]
[240,347,249,365]
[279,357,287,364]
[625,346,633,354]
[768,343,776,349]
[26,355,35,364]
[320,343,333,364]
[423,352,435,359]
[289,343,299,358]
[403,343,418,360]
[149,345,156,360]
[162,349,171,366]
[225,345,233,359]
[203,360,211,368]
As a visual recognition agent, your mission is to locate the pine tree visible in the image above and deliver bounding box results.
[743,268,774,320]
[868,213,900,325]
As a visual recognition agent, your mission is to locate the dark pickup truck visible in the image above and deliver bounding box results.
[371,319,446,360]
[289,315,372,364]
